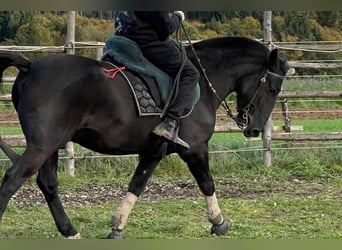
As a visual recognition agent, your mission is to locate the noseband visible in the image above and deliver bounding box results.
[222,69,284,129]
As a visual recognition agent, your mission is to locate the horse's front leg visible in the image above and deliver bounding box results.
[180,145,229,236]
[108,150,164,239]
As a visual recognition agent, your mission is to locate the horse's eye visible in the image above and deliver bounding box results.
[269,87,278,95]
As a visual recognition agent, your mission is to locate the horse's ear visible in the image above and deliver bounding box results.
[268,49,279,67]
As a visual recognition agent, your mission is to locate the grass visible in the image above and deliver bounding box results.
[0,126,22,134]
[0,161,341,239]
[290,119,342,132]
[283,77,342,92]
[1,192,341,239]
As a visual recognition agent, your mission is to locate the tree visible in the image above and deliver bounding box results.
[238,16,262,38]
[15,14,67,46]
[0,11,34,43]
[283,11,316,40]
[226,16,262,39]
[315,11,341,28]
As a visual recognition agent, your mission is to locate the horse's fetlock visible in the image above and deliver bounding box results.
[208,213,224,225]
[111,214,122,228]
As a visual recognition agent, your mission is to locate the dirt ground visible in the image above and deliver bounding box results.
[9,177,338,208]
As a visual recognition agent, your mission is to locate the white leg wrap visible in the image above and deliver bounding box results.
[205,193,224,225]
[112,192,138,230]
[65,233,81,239]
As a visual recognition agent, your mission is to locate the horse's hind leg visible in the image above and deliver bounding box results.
[108,152,163,239]
[0,144,52,221]
[180,145,229,236]
[36,151,80,239]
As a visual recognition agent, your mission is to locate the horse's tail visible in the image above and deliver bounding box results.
[0,135,20,163]
[0,52,31,86]
[0,53,29,162]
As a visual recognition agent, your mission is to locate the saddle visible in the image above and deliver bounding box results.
[101,35,200,117]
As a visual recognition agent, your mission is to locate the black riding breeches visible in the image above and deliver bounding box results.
[140,40,200,117]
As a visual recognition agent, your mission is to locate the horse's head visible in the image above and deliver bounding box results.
[235,49,288,137]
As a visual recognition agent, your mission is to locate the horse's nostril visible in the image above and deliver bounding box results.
[252,129,261,137]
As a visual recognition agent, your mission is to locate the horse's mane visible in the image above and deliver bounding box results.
[189,37,270,67]
[193,37,268,53]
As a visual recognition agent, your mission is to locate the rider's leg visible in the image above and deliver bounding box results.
[141,41,199,149]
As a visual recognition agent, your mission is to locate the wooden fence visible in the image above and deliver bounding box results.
[2,86,342,142]
[1,40,342,168]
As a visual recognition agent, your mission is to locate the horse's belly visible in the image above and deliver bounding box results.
[72,128,148,155]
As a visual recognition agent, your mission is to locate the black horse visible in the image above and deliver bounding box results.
[0,37,288,239]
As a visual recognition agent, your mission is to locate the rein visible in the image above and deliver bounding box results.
[180,23,284,129]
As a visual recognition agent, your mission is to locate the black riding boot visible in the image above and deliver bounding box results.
[152,117,190,149]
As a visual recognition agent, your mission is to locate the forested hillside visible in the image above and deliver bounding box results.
[0,11,341,63]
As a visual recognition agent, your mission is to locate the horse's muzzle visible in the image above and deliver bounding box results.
[243,127,263,137]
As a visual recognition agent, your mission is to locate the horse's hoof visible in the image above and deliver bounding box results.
[107,229,125,239]
[211,220,229,235]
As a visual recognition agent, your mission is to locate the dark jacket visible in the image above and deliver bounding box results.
[115,11,182,46]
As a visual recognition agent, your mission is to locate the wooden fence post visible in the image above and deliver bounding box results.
[66,11,75,55]
[262,11,273,167]
[64,11,76,176]
[96,47,104,61]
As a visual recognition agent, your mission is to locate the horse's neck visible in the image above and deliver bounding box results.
[197,57,237,109]
[191,40,268,115]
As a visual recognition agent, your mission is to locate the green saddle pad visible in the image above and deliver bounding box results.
[102,35,200,107]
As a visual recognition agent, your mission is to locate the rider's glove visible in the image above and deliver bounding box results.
[174,11,185,21]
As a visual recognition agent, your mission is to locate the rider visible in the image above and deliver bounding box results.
[114,11,200,149]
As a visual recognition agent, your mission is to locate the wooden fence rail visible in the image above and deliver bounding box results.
[1,39,342,167]
[271,132,342,141]
[0,94,11,101]
[279,91,342,98]
[0,135,26,147]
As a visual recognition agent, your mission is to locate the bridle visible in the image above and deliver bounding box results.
[180,23,285,129]
[223,70,284,129]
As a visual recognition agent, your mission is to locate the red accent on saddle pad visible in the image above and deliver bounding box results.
[104,66,126,79]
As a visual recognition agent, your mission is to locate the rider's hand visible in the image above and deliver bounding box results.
[174,11,185,21]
